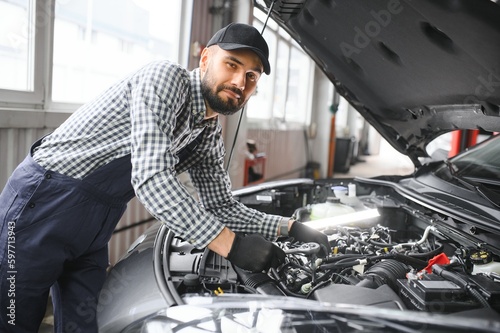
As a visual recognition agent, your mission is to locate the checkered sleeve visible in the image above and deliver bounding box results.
[129,62,225,248]
[189,126,282,240]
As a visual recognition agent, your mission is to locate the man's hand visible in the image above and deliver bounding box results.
[289,221,331,257]
[226,234,285,272]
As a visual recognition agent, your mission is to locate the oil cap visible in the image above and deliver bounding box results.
[470,250,492,265]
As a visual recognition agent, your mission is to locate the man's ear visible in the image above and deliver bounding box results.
[199,47,210,73]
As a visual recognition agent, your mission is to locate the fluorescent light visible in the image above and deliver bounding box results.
[303,209,380,229]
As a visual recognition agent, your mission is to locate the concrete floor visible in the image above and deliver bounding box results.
[38,301,54,332]
[336,139,414,179]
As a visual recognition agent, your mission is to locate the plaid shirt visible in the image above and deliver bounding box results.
[33,60,281,248]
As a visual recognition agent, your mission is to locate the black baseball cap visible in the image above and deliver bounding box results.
[206,23,271,75]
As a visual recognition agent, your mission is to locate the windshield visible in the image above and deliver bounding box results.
[449,134,500,182]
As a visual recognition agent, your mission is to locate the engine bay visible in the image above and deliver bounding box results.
[163,179,500,318]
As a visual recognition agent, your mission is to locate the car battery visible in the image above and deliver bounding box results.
[397,274,478,313]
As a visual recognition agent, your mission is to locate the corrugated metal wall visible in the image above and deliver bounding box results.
[0,128,53,187]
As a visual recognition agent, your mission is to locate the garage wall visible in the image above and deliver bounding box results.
[246,128,308,182]
[108,198,155,264]
[0,128,53,187]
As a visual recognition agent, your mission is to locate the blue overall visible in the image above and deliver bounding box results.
[0,138,135,332]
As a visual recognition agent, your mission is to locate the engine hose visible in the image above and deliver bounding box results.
[357,259,409,290]
[278,281,306,298]
[407,243,444,259]
[324,253,426,271]
[468,286,491,308]
[432,265,490,308]
[369,240,398,248]
[323,254,368,264]
[321,258,368,270]
[292,207,310,221]
[270,268,306,298]
[390,253,428,270]
[332,260,359,269]
[289,260,312,274]
[320,254,386,270]
[271,266,281,280]
[369,240,444,260]
[330,268,352,284]
[306,280,331,299]
[234,266,285,296]
[315,269,334,283]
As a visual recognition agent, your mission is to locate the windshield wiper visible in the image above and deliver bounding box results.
[445,160,476,190]
[444,160,500,208]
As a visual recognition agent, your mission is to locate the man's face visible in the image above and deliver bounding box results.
[200,46,263,116]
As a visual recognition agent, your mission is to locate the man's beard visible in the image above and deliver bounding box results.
[201,71,245,116]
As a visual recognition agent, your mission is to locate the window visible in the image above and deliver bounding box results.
[0,0,189,110]
[247,8,314,125]
[286,47,313,123]
[52,0,183,103]
[0,0,35,92]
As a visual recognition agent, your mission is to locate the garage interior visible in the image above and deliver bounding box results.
[0,0,418,268]
[0,1,420,331]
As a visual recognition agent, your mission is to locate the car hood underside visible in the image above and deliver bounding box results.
[257,0,500,165]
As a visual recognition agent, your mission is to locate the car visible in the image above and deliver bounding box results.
[97,0,500,331]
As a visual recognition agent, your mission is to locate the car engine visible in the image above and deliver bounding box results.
[161,179,500,317]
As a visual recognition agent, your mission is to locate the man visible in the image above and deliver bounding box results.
[0,23,329,332]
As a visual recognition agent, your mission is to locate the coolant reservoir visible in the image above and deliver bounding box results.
[471,250,500,275]
[333,186,348,199]
[346,183,365,210]
[310,197,355,220]
[333,184,364,210]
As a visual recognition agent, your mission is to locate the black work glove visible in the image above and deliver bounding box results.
[289,221,331,257]
[226,234,285,272]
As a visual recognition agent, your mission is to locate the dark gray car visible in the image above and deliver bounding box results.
[98,0,500,331]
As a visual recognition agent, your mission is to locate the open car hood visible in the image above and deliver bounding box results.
[256,0,500,166]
